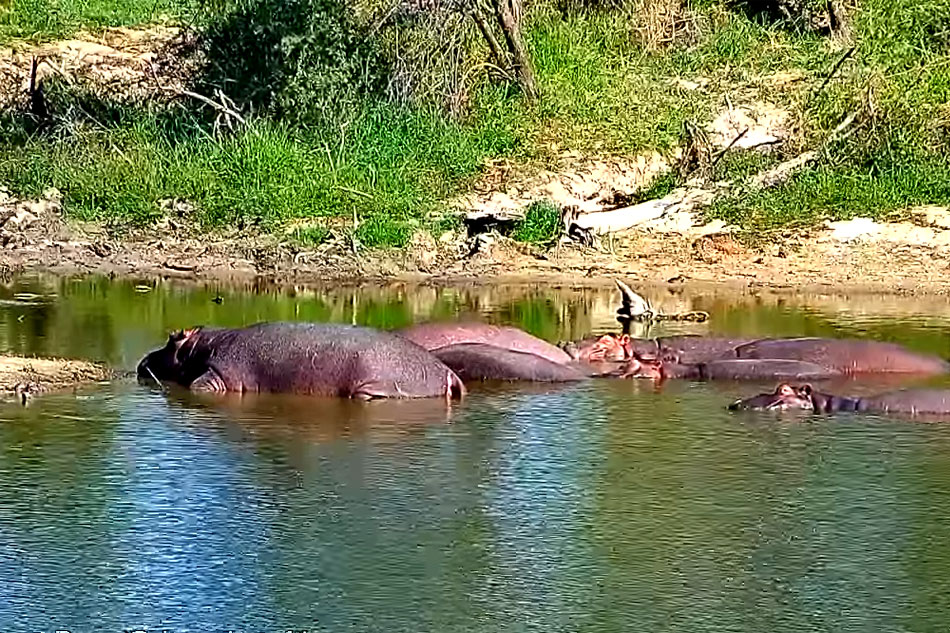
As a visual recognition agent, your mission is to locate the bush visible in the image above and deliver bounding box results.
[196,0,386,126]
[513,200,562,244]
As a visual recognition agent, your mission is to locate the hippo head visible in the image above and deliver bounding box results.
[137,328,203,386]
[562,334,630,362]
[728,383,815,411]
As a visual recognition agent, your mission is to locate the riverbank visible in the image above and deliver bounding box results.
[3,185,950,295]
[2,0,949,251]
[0,355,112,402]
[2,0,949,295]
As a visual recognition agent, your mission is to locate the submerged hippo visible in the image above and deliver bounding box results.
[730,338,950,375]
[611,357,840,381]
[137,322,465,400]
[397,322,572,365]
[567,334,950,378]
[631,336,760,364]
[728,383,950,416]
[562,334,759,365]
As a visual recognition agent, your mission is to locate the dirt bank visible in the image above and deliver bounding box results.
[2,184,950,296]
[0,355,113,402]
[3,27,950,295]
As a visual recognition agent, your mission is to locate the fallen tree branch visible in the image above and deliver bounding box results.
[815,46,856,98]
[710,127,749,168]
[160,85,246,127]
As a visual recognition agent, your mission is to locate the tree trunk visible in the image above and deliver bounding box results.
[826,0,853,42]
[470,7,508,72]
[29,56,48,121]
[492,0,538,102]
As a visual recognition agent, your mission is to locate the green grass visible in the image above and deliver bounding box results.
[0,103,521,247]
[703,0,950,230]
[0,0,195,41]
[513,200,562,244]
[1,0,949,246]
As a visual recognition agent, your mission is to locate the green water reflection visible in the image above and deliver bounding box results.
[1,274,950,632]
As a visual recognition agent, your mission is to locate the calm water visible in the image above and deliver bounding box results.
[3,274,950,633]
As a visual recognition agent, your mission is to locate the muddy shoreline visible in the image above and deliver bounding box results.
[3,227,950,298]
[0,355,113,402]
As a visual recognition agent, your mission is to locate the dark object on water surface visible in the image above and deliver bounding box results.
[137,322,465,400]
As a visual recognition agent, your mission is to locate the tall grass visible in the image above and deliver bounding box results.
[0,103,521,246]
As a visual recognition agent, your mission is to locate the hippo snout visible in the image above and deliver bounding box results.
[136,354,165,386]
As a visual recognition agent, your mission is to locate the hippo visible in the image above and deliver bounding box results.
[612,357,840,381]
[635,336,761,364]
[731,338,950,375]
[432,343,588,382]
[397,322,572,365]
[728,383,950,416]
[137,322,465,400]
[568,334,950,377]
[560,334,631,363]
[562,334,758,365]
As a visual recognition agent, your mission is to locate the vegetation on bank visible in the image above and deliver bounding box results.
[0,0,948,246]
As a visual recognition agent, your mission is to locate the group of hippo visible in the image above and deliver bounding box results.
[137,317,950,418]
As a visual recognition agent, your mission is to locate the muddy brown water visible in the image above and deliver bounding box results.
[3,274,950,632]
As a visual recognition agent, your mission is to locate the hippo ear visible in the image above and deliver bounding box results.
[777,383,795,395]
[168,328,199,344]
[798,384,814,396]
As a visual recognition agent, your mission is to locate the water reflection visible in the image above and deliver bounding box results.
[1,275,950,631]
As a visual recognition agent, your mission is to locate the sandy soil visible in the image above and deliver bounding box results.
[0,355,113,402]
[2,184,949,296]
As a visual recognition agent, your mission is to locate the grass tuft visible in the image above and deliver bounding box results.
[513,200,562,244]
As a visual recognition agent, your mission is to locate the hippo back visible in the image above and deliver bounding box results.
[860,389,950,415]
[397,322,571,365]
[194,322,464,398]
[432,343,587,382]
[655,336,759,363]
[699,359,840,381]
[734,337,950,374]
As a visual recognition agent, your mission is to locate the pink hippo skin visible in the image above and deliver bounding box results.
[397,322,573,365]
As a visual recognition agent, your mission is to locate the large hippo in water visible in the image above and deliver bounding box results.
[728,383,950,416]
[566,334,950,377]
[137,322,465,400]
[729,338,950,375]
[432,343,588,382]
[398,322,572,365]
